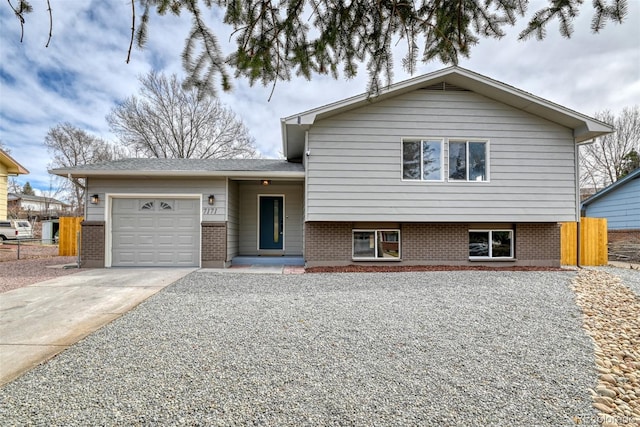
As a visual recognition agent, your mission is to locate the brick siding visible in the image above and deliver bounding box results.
[515,223,561,266]
[305,221,561,267]
[402,223,468,262]
[608,229,640,244]
[80,221,105,268]
[202,222,226,268]
[304,222,353,262]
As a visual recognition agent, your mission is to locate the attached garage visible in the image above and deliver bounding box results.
[111,198,200,267]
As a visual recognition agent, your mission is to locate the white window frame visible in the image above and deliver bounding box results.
[447,139,490,182]
[468,229,514,260]
[352,229,401,261]
[401,138,445,182]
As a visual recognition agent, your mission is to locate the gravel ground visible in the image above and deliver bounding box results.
[593,266,640,296]
[0,243,79,293]
[0,271,599,426]
[571,269,640,425]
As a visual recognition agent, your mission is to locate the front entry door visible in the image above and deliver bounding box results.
[259,196,284,250]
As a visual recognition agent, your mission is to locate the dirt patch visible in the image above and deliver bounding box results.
[609,239,640,264]
[306,264,566,273]
[0,243,62,262]
[0,243,81,293]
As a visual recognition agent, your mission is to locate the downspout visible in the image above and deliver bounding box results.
[575,143,582,268]
[575,139,595,268]
[303,130,309,266]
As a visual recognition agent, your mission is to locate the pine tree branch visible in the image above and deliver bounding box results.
[127,0,135,64]
[45,0,52,47]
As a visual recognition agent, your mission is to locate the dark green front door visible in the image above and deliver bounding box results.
[259,196,284,250]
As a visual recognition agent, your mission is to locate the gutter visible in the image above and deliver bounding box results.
[50,170,306,179]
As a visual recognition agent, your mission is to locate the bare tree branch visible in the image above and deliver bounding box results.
[580,105,640,190]
[44,123,124,213]
[107,71,258,159]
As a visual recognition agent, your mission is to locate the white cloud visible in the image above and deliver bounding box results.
[1,0,638,192]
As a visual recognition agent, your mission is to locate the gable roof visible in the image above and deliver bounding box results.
[581,167,640,208]
[0,150,29,175]
[281,66,614,159]
[49,158,304,179]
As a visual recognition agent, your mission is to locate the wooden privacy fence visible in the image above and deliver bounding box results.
[560,217,608,266]
[58,217,83,256]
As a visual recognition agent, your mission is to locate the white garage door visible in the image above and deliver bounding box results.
[112,198,200,267]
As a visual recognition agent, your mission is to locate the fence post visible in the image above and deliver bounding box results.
[76,231,81,267]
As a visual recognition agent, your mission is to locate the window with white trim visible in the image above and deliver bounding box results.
[469,230,513,259]
[353,230,400,260]
[449,140,488,181]
[402,139,443,181]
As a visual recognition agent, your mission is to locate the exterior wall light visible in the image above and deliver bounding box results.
[208,195,215,205]
[261,180,271,186]
[90,194,100,205]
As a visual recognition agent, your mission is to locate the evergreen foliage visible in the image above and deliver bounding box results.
[22,181,35,195]
[8,0,629,96]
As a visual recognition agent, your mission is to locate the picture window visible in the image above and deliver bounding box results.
[402,139,443,181]
[449,140,487,181]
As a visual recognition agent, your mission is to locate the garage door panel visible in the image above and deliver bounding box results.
[176,216,198,226]
[119,237,136,250]
[112,198,200,267]
[177,255,196,264]
[113,251,135,265]
[112,215,137,228]
[156,252,175,263]
[137,217,156,228]
[176,235,196,245]
[157,235,174,245]
[116,199,137,211]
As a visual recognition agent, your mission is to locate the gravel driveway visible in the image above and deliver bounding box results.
[0,271,598,425]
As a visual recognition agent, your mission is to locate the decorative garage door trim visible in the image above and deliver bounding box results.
[107,194,202,267]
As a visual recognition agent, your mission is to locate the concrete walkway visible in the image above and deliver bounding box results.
[0,268,195,386]
[200,265,305,274]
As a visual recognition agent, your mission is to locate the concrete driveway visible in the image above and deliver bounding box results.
[0,268,195,386]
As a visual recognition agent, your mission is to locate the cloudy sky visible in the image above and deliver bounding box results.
[1,0,638,195]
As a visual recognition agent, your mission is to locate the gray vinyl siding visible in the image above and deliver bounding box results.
[226,179,240,260]
[583,178,640,230]
[86,177,226,222]
[238,181,304,255]
[305,89,578,222]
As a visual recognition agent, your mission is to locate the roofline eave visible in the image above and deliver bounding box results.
[581,167,640,207]
[49,169,305,180]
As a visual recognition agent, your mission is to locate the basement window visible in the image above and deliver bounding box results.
[353,230,400,260]
[469,230,513,259]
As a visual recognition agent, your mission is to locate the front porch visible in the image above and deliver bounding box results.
[226,179,304,266]
[231,255,305,266]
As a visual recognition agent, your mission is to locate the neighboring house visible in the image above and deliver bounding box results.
[0,150,29,221]
[581,167,640,241]
[7,193,72,219]
[51,66,613,269]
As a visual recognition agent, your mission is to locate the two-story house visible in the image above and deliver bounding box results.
[51,67,613,268]
[0,150,29,221]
